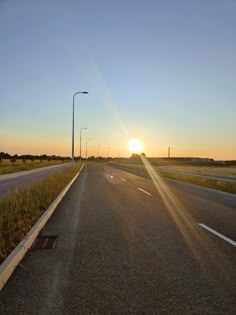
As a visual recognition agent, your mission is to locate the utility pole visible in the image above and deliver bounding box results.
[80,127,87,161]
[71,91,88,167]
[86,139,92,161]
[168,146,170,158]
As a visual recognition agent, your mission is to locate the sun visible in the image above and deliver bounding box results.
[128,139,143,154]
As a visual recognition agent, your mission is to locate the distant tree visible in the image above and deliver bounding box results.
[1,152,11,159]
[131,153,140,159]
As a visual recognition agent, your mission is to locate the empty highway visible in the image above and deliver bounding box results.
[0,163,235,314]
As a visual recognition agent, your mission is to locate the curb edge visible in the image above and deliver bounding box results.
[0,163,85,290]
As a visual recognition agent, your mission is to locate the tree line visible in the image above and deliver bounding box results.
[0,152,71,163]
[0,152,117,164]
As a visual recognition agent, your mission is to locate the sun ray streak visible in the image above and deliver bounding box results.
[140,155,234,284]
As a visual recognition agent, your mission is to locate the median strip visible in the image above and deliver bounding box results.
[138,188,152,196]
[198,223,236,247]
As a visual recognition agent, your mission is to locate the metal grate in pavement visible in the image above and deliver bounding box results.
[31,235,58,250]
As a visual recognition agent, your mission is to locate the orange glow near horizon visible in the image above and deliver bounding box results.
[1,133,236,160]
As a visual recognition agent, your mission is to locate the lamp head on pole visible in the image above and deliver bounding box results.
[73,91,88,98]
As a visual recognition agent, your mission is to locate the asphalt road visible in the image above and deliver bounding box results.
[0,163,235,314]
[0,163,71,198]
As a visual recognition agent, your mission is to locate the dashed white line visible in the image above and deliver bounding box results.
[138,188,152,196]
[199,223,236,247]
[120,178,127,182]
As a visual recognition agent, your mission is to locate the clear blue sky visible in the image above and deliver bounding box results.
[1,0,235,159]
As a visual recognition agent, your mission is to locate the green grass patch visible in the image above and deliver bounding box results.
[156,165,236,176]
[0,159,68,175]
[157,171,236,194]
[110,162,236,194]
[0,163,83,262]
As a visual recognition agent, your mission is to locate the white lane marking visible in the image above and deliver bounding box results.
[138,188,152,196]
[120,178,127,182]
[199,223,236,247]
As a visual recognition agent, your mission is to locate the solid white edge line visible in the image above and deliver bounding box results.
[0,163,86,290]
[198,223,236,247]
[138,188,152,196]
[120,178,127,182]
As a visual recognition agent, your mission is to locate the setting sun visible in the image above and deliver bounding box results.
[128,139,143,154]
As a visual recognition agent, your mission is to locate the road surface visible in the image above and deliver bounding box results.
[0,163,235,314]
[0,163,71,198]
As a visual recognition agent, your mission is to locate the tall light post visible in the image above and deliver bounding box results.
[86,139,93,161]
[80,127,87,161]
[97,144,100,158]
[72,91,88,167]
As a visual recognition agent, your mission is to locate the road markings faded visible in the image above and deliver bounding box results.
[138,188,152,196]
[198,223,236,247]
[120,178,127,182]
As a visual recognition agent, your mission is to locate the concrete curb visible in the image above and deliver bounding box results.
[0,163,85,290]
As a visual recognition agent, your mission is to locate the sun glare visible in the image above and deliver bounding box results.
[128,139,143,154]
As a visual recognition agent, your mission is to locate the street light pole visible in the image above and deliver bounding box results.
[86,139,93,161]
[97,144,100,158]
[72,91,88,167]
[80,127,87,161]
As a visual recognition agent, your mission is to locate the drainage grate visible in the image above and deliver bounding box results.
[31,235,58,250]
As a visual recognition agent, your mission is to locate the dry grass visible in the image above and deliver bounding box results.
[157,165,236,176]
[0,159,67,175]
[0,163,82,262]
[111,162,236,194]
[157,170,236,194]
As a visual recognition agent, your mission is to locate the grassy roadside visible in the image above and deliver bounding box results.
[110,162,236,194]
[156,165,236,176]
[0,163,83,263]
[0,159,68,175]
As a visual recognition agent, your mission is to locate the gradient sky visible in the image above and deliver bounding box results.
[1,0,235,159]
